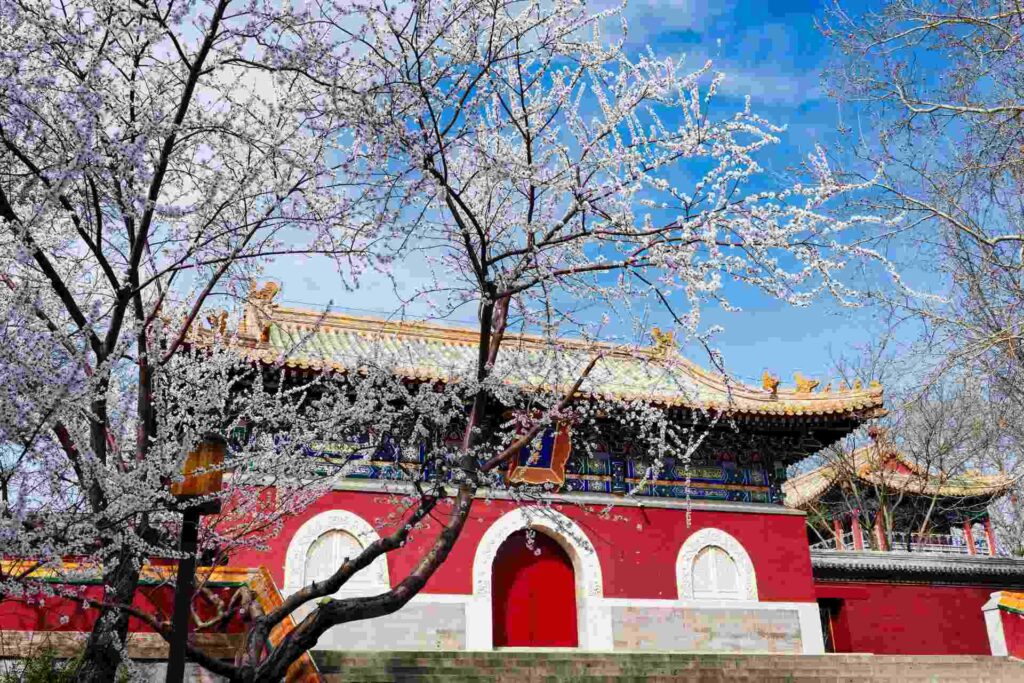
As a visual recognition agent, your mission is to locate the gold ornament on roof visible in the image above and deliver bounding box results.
[762,370,780,396]
[794,372,820,393]
[650,327,677,358]
[249,280,281,304]
[854,378,863,390]
[822,382,832,393]
[206,310,228,335]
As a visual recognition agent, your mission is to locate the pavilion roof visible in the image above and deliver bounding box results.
[0,561,320,681]
[783,437,1014,509]
[225,284,886,421]
[997,591,1024,616]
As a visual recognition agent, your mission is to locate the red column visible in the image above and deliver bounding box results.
[963,519,977,555]
[874,513,887,551]
[833,518,845,550]
[851,514,865,550]
[984,517,998,556]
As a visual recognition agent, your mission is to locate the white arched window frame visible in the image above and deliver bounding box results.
[283,510,391,600]
[303,528,385,596]
[676,528,758,601]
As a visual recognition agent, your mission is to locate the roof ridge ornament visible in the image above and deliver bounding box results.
[248,280,281,304]
[649,327,677,358]
[243,280,282,344]
[794,372,820,393]
[205,309,228,336]
[762,370,780,396]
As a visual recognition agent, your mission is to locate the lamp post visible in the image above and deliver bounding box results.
[166,434,226,683]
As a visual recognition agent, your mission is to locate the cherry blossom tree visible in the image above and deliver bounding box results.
[0,0,895,680]
[0,0,377,678]
[819,0,1024,552]
[820,0,1024,436]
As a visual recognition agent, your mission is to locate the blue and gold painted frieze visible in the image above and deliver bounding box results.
[302,435,777,503]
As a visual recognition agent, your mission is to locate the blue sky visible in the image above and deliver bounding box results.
[267,0,905,389]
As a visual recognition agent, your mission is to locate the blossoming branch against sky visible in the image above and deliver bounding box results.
[265,0,901,387]
[4,1,1019,677]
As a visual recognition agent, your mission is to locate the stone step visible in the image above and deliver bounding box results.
[323,675,1022,683]
[317,658,1016,669]
[322,661,1013,669]
[322,657,1008,662]
[317,654,1002,663]
[313,651,1024,683]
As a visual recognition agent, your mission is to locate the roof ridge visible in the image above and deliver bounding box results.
[783,445,1014,509]
[263,305,885,404]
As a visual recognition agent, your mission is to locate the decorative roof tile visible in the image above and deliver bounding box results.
[998,591,1024,615]
[811,550,1024,585]
[227,291,885,419]
[783,438,1014,509]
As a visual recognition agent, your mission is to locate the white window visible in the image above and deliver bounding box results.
[677,528,758,601]
[303,529,378,596]
[691,545,741,599]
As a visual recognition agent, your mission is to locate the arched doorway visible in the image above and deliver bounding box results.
[491,529,578,647]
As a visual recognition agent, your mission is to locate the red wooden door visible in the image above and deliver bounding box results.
[491,529,578,647]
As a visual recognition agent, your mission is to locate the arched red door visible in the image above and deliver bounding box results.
[492,529,578,647]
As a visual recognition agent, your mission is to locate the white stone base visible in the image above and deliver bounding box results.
[313,594,824,655]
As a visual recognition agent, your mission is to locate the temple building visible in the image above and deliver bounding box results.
[4,290,1024,675]
[224,295,889,654]
[784,431,1024,655]
[223,294,1024,657]
[785,431,1012,556]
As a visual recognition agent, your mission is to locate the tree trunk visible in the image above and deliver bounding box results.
[77,551,141,682]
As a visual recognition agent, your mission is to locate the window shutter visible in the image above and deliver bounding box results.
[692,546,740,599]
[303,530,375,596]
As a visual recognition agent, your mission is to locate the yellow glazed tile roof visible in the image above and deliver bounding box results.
[224,288,886,419]
[783,440,1014,509]
[998,591,1024,615]
[0,561,320,682]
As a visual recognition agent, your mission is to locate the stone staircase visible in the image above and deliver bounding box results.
[312,651,1024,682]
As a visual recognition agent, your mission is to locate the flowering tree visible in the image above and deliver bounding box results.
[821,0,1024,425]
[0,0,376,679]
[0,0,892,680]
[820,0,1024,550]
[792,325,1024,554]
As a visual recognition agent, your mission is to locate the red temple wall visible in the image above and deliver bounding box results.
[229,488,817,602]
[815,581,995,655]
[0,583,244,634]
[1000,610,1024,658]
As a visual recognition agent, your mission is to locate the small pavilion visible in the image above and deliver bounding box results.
[783,429,1013,556]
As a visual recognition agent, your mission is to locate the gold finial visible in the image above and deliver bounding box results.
[854,378,863,390]
[249,280,281,304]
[650,327,676,357]
[869,379,881,389]
[762,370,780,396]
[794,372,820,393]
[205,310,228,335]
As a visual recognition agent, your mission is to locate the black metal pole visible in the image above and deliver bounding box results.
[166,507,201,683]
